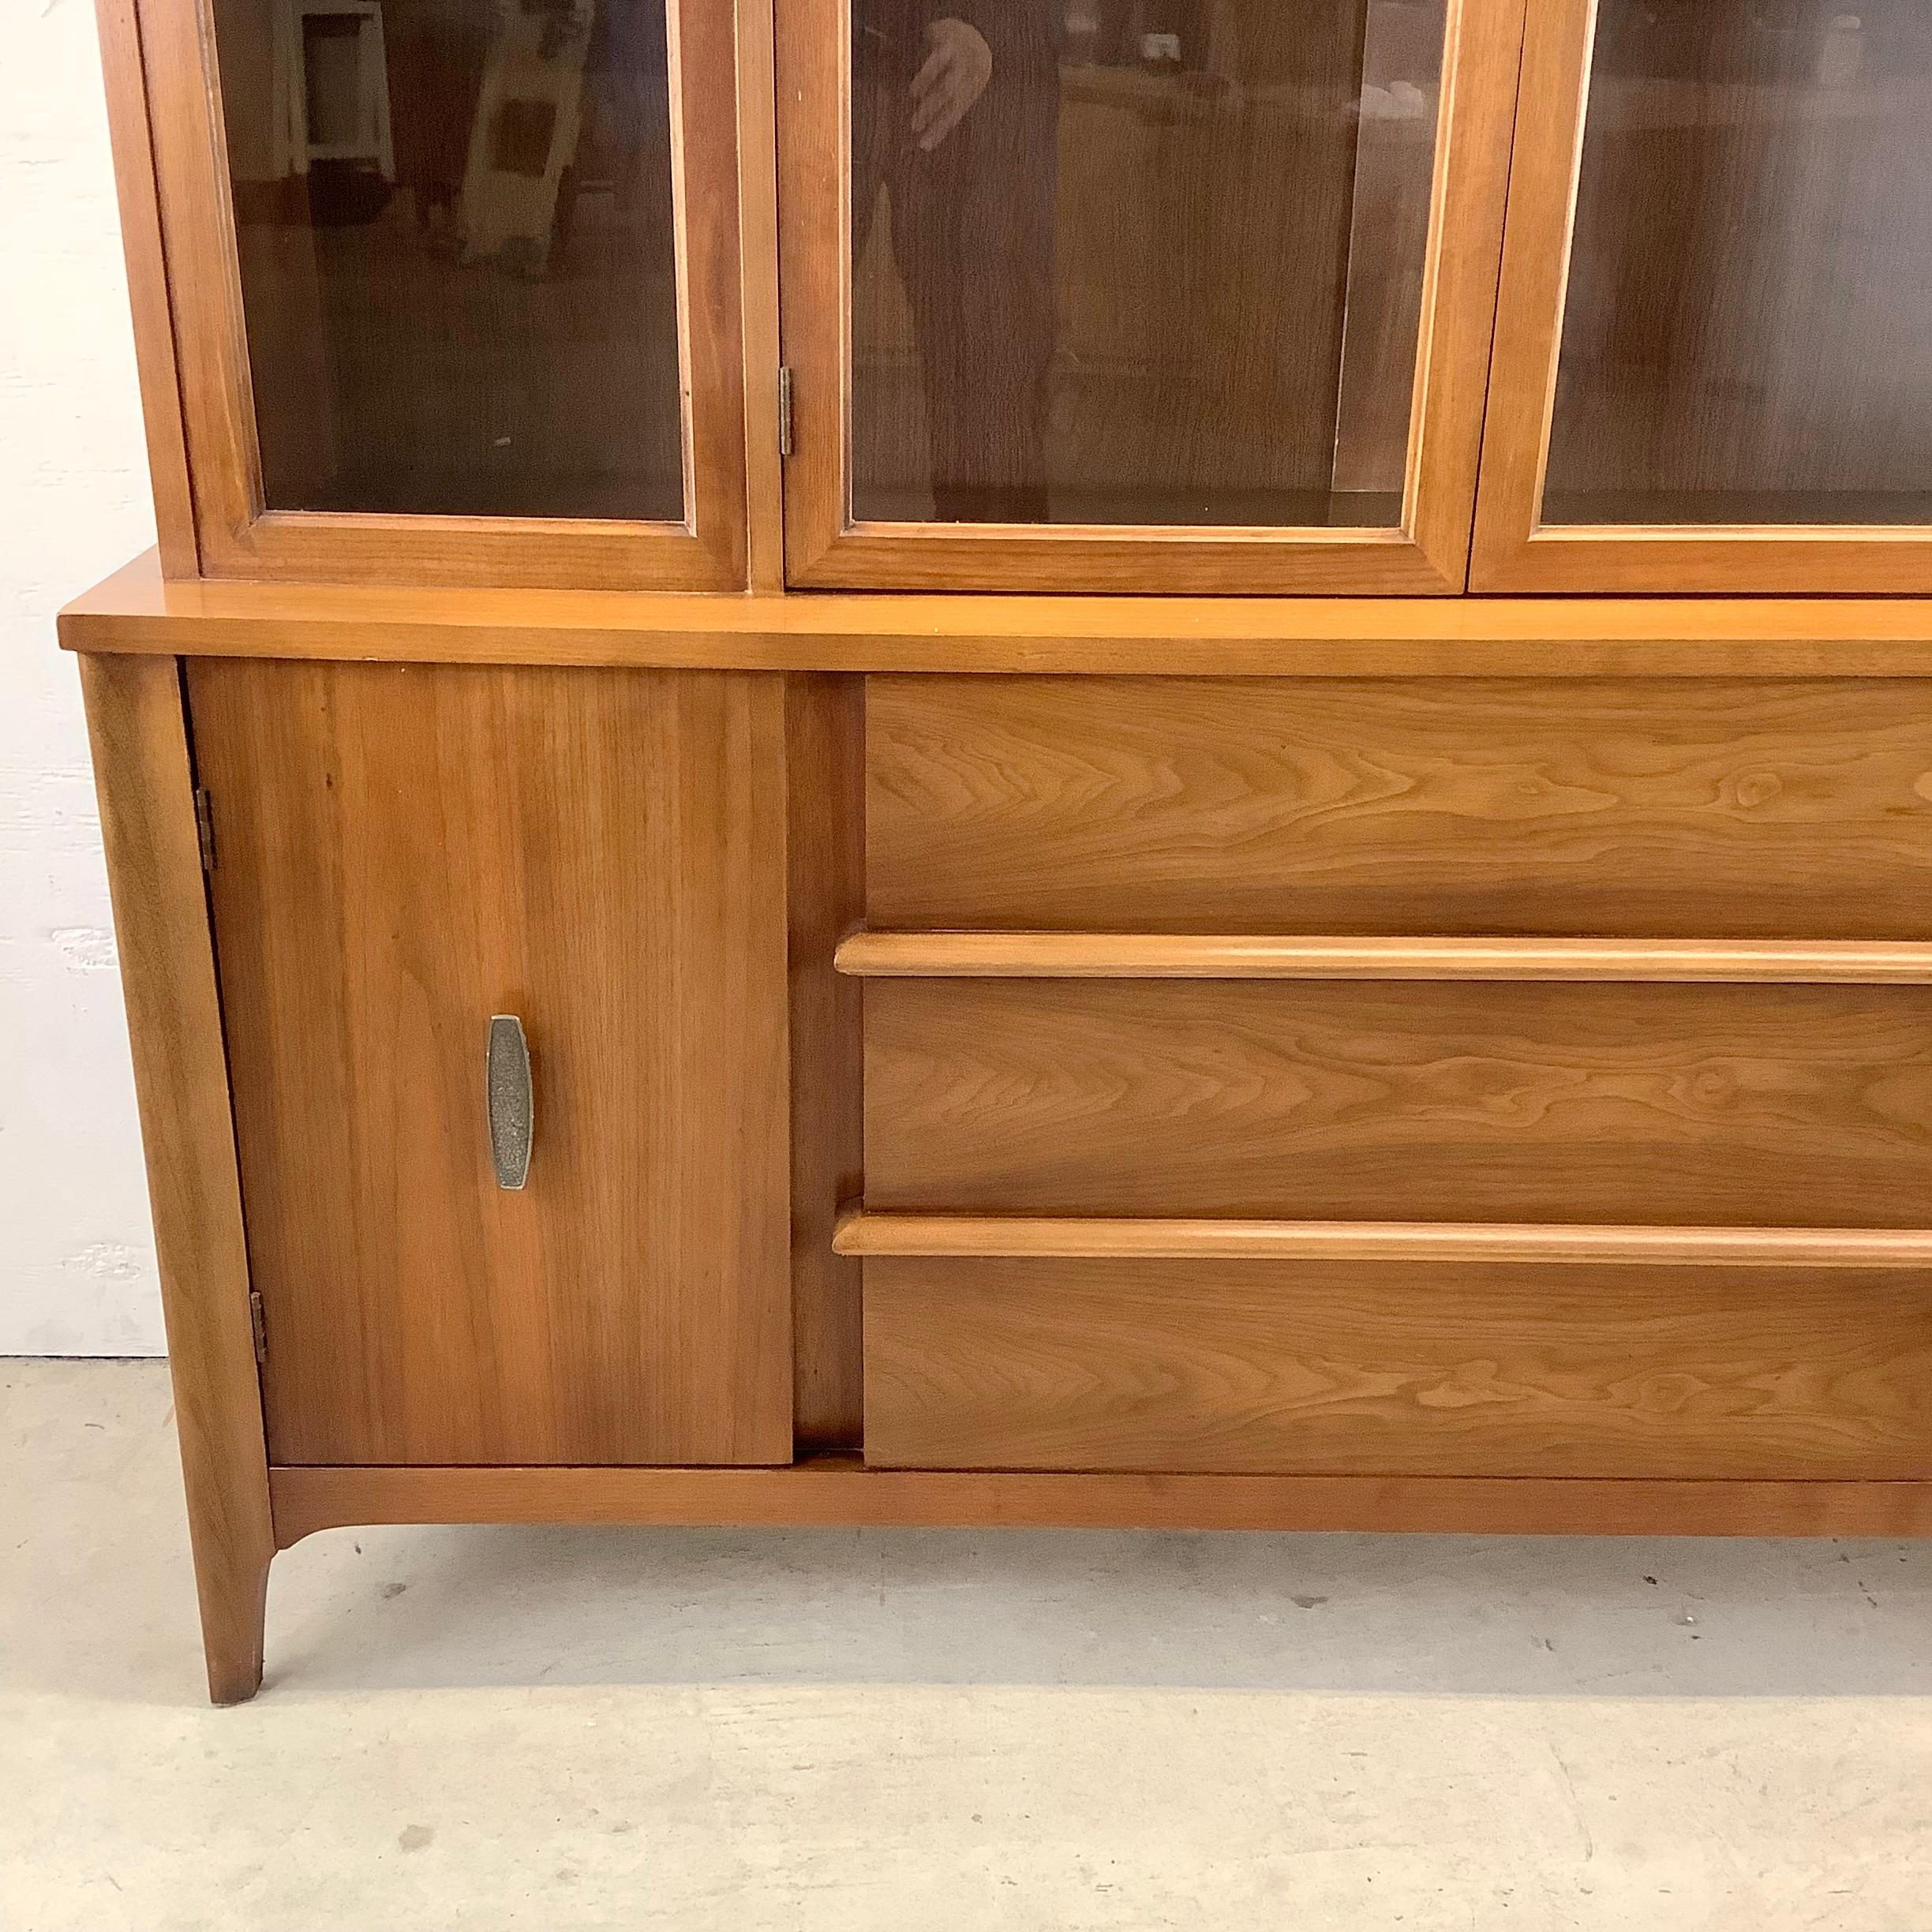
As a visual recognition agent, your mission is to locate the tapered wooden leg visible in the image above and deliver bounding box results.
[194,1538,271,1705]
[81,653,277,1705]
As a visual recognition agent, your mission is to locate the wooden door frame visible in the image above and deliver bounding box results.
[122,0,772,590]
[1471,0,1932,595]
[776,0,1529,595]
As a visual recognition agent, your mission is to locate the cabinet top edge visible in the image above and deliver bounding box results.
[56,552,1932,677]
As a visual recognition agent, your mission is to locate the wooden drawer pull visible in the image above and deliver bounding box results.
[834,1211,1932,1269]
[486,1015,534,1191]
[835,932,1932,983]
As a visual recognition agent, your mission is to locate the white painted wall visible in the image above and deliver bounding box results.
[2,0,168,1353]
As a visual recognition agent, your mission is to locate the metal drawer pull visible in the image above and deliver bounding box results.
[486,1015,534,1190]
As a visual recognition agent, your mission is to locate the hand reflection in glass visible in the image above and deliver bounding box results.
[911,18,994,149]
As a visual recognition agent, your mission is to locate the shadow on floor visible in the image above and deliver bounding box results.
[263,1519,1932,1702]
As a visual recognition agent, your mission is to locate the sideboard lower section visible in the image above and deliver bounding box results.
[65,605,1932,1695]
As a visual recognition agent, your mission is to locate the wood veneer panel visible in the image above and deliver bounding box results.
[188,660,792,1466]
[867,677,1932,939]
[863,1253,1932,1479]
[864,979,1932,1227]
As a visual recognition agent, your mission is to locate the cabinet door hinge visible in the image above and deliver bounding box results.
[777,365,794,459]
[194,788,216,874]
[248,1288,268,1366]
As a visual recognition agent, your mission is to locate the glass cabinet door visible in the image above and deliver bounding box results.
[777,0,1527,592]
[140,0,754,587]
[1474,0,1932,592]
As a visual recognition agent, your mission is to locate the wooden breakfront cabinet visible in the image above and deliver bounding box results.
[65,0,1932,1699]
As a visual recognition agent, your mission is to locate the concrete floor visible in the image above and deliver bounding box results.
[6,1360,1931,1930]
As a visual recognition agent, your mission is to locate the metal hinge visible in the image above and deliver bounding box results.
[248,1288,267,1365]
[777,365,794,459]
[194,788,216,874]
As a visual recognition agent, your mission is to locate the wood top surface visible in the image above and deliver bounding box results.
[58,552,1932,676]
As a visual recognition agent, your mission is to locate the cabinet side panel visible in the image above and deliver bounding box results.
[188,660,792,1466]
[80,653,271,1702]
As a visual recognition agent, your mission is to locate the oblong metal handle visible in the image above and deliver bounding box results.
[487,1015,534,1190]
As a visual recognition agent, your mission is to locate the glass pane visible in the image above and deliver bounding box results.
[211,0,686,521]
[848,0,1448,529]
[1546,1,1932,528]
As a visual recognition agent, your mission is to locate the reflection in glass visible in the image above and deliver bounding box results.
[849,0,1448,528]
[212,0,685,521]
[1546,0,1932,527]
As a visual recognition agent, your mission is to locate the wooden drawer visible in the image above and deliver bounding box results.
[863,978,1932,1226]
[867,677,1932,938]
[863,1252,1932,1477]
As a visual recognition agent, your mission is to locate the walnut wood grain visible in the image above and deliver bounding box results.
[80,655,272,1703]
[188,660,793,1466]
[833,1211,1932,1269]
[864,979,1932,1227]
[866,676,1932,939]
[862,1253,1932,1479]
[837,933,1932,983]
[270,1459,1932,1544]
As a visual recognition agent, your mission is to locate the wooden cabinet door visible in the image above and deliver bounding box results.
[1473,0,1932,592]
[135,0,766,590]
[186,661,792,1467]
[777,0,1526,593]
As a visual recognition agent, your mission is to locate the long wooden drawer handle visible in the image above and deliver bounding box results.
[487,1015,534,1191]
[834,932,1932,983]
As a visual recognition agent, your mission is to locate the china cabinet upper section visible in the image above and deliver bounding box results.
[101,0,1932,593]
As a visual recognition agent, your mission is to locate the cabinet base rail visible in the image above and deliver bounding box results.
[269,1462,1932,1548]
